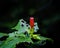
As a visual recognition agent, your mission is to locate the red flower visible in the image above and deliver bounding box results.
[30,17,34,28]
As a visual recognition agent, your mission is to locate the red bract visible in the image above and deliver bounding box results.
[30,17,34,28]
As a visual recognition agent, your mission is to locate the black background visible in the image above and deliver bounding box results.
[0,0,60,48]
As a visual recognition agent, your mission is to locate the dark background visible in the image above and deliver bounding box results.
[0,0,60,48]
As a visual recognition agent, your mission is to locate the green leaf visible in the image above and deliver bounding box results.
[39,36,52,41]
[0,35,33,48]
[0,41,4,46]
[12,21,20,30]
[0,33,8,38]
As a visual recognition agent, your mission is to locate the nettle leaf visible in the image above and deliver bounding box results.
[39,36,52,41]
[0,35,33,48]
[32,34,52,41]
[0,33,8,38]
[32,36,53,46]
[12,20,20,30]
[12,19,27,33]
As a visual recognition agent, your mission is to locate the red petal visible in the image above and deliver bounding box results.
[30,17,34,28]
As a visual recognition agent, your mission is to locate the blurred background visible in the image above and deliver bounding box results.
[0,0,60,48]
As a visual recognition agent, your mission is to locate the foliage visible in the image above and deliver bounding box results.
[0,19,53,48]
